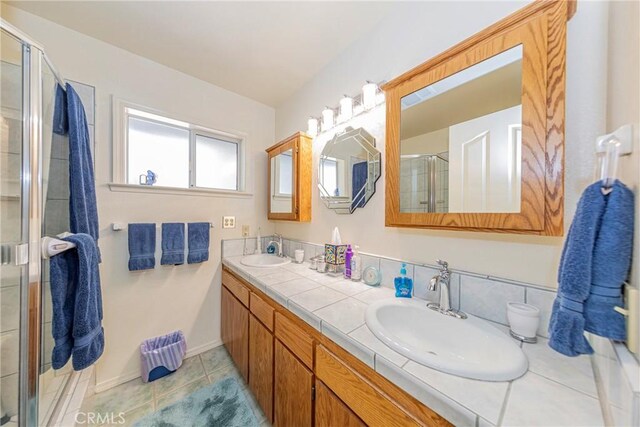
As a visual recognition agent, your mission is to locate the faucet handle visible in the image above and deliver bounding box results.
[436,259,449,270]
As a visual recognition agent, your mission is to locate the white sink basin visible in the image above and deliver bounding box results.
[365,298,527,381]
[240,254,291,268]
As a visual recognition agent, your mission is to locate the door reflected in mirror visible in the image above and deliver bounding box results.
[270,149,293,214]
[400,45,523,213]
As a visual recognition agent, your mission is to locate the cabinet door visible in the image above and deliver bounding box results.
[315,380,365,427]
[249,316,274,423]
[274,340,313,427]
[221,286,249,381]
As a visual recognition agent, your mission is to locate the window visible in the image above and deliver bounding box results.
[119,104,243,192]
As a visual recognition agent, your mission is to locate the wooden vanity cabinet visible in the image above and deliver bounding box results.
[221,285,249,381]
[221,267,451,427]
[315,380,365,427]
[249,315,274,423]
[274,339,313,427]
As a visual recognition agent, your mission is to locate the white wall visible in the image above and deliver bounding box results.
[605,0,639,359]
[274,1,608,288]
[2,4,275,390]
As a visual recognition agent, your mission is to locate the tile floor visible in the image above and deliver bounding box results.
[79,346,269,426]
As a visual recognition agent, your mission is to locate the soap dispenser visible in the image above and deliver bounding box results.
[351,246,362,281]
[344,245,353,279]
[394,263,413,298]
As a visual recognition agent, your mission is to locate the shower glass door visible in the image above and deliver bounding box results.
[0,27,28,426]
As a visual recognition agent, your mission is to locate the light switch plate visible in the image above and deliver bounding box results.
[222,216,236,229]
[242,225,250,237]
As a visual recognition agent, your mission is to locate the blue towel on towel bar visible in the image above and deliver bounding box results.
[54,84,101,261]
[187,222,210,264]
[549,181,634,356]
[161,223,185,265]
[128,223,156,271]
[49,233,104,370]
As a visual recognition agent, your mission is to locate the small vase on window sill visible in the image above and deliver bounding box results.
[139,170,157,186]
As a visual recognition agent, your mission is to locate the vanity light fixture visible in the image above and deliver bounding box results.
[322,106,335,131]
[362,81,378,110]
[307,117,319,137]
[339,95,353,123]
[306,80,384,136]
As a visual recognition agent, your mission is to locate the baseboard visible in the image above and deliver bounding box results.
[94,339,223,393]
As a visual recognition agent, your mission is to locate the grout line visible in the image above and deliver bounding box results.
[344,322,366,335]
[526,369,600,400]
[496,381,513,426]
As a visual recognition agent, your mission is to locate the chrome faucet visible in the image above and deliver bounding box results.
[427,260,467,319]
[268,234,284,257]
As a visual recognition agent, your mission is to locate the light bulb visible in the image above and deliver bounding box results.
[339,95,353,123]
[307,117,318,137]
[362,81,378,110]
[322,107,334,131]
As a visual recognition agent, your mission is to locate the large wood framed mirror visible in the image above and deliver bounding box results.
[383,0,574,235]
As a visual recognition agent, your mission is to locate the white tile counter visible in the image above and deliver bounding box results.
[222,256,604,427]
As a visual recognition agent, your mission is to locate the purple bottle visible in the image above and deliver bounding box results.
[344,244,353,279]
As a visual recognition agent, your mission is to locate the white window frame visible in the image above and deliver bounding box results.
[111,97,250,197]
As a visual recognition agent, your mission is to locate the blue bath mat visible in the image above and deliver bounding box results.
[133,376,259,427]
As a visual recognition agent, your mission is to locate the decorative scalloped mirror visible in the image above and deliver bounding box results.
[318,127,381,214]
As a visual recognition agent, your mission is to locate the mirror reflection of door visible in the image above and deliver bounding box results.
[270,149,293,213]
[399,45,523,214]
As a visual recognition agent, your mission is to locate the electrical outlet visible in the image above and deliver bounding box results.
[242,225,250,237]
[222,216,236,229]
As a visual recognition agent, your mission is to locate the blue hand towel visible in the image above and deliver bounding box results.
[49,233,104,370]
[187,222,210,264]
[54,84,101,261]
[128,223,156,271]
[585,181,634,340]
[161,223,185,265]
[549,181,634,356]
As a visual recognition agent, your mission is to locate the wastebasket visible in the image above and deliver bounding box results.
[140,330,186,382]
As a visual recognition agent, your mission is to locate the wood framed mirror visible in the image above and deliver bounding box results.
[383,0,574,235]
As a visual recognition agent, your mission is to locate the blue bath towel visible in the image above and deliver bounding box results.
[128,223,156,271]
[549,181,634,356]
[187,222,210,264]
[161,223,185,265]
[352,161,368,209]
[53,84,101,261]
[49,233,104,370]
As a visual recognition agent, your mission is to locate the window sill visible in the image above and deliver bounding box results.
[108,183,253,199]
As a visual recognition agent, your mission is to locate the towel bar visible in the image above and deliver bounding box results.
[42,232,76,259]
[111,222,214,231]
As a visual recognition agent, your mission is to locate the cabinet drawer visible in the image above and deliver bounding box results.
[250,292,274,331]
[222,270,249,307]
[275,313,314,369]
[316,345,421,427]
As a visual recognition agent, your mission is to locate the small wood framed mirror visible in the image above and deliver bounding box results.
[267,132,312,221]
[383,0,574,235]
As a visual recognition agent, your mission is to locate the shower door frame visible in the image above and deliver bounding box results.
[2,19,46,427]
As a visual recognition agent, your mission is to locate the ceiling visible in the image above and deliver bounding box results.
[401,60,523,139]
[6,1,395,107]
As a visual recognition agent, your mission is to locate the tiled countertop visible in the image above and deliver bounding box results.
[222,256,604,427]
